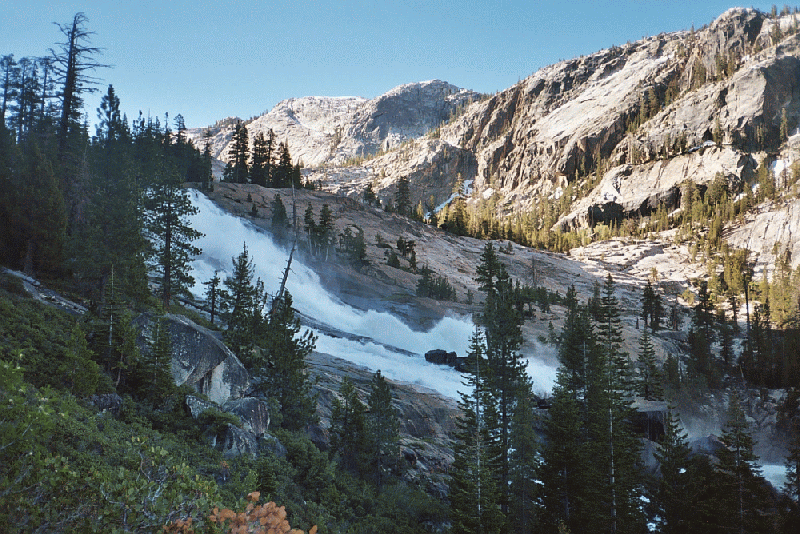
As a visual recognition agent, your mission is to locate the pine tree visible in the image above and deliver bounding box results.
[443,196,468,235]
[588,280,603,321]
[255,291,317,432]
[143,159,203,308]
[8,57,40,143]
[317,204,334,260]
[73,85,148,304]
[652,407,692,533]
[687,281,717,388]
[449,328,505,534]
[106,309,140,390]
[537,381,590,533]
[785,423,800,531]
[366,370,400,487]
[0,55,15,125]
[485,271,524,515]
[718,310,735,367]
[227,120,249,184]
[138,312,176,406]
[509,382,541,534]
[475,242,502,294]
[395,176,411,217]
[587,274,643,534]
[642,280,663,329]
[337,224,367,265]
[250,131,272,187]
[270,194,289,246]
[475,242,526,515]
[202,271,223,325]
[303,203,316,252]
[201,130,213,191]
[221,243,259,359]
[273,141,293,188]
[15,140,67,276]
[330,377,369,474]
[637,326,663,401]
[715,393,771,533]
[59,323,100,396]
[49,12,109,156]
[363,181,377,205]
[557,285,591,397]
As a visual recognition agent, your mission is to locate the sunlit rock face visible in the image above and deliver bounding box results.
[299,8,800,268]
[184,80,481,168]
[134,313,249,405]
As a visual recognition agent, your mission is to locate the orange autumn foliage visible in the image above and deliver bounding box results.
[164,492,317,534]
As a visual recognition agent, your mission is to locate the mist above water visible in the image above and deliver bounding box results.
[186,190,556,399]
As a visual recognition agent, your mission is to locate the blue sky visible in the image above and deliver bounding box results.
[1,1,776,129]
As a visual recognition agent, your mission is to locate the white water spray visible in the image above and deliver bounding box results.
[187,190,556,399]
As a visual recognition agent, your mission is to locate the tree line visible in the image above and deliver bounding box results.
[223,119,305,189]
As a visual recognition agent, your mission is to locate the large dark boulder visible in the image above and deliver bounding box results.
[134,313,249,404]
[185,394,273,458]
[222,397,270,436]
[424,349,467,371]
[222,423,259,458]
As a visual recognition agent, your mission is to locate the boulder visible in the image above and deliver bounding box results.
[222,423,259,458]
[424,349,467,371]
[222,397,270,436]
[185,394,216,419]
[259,433,287,458]
[186,394,272,459]
[88,393,123,417]
[689,434,726,456]
[134,313,249,404]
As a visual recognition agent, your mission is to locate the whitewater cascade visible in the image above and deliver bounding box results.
[187,190,556,399]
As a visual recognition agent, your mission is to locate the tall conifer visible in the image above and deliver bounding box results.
[715,393,771,533]
[449,328,505,534]
[143,159,203,308]
[255,291,317,431]
[653,408,692,533]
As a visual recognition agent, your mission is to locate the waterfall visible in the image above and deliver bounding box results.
[187,189,556,399]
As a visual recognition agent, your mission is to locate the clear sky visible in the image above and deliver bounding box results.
[1,1,777,129]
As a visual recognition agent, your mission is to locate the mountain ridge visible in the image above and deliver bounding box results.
[185,79,482,168]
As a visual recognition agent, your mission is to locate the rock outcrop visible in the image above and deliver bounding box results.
[222,397,271,437]
[221,423,260,458]
[557,147,755,229]
[134,313,249,405]
[186,394,272,458]
[726,196,800,272]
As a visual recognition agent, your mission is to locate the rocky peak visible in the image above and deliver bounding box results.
[185,80,481,169]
